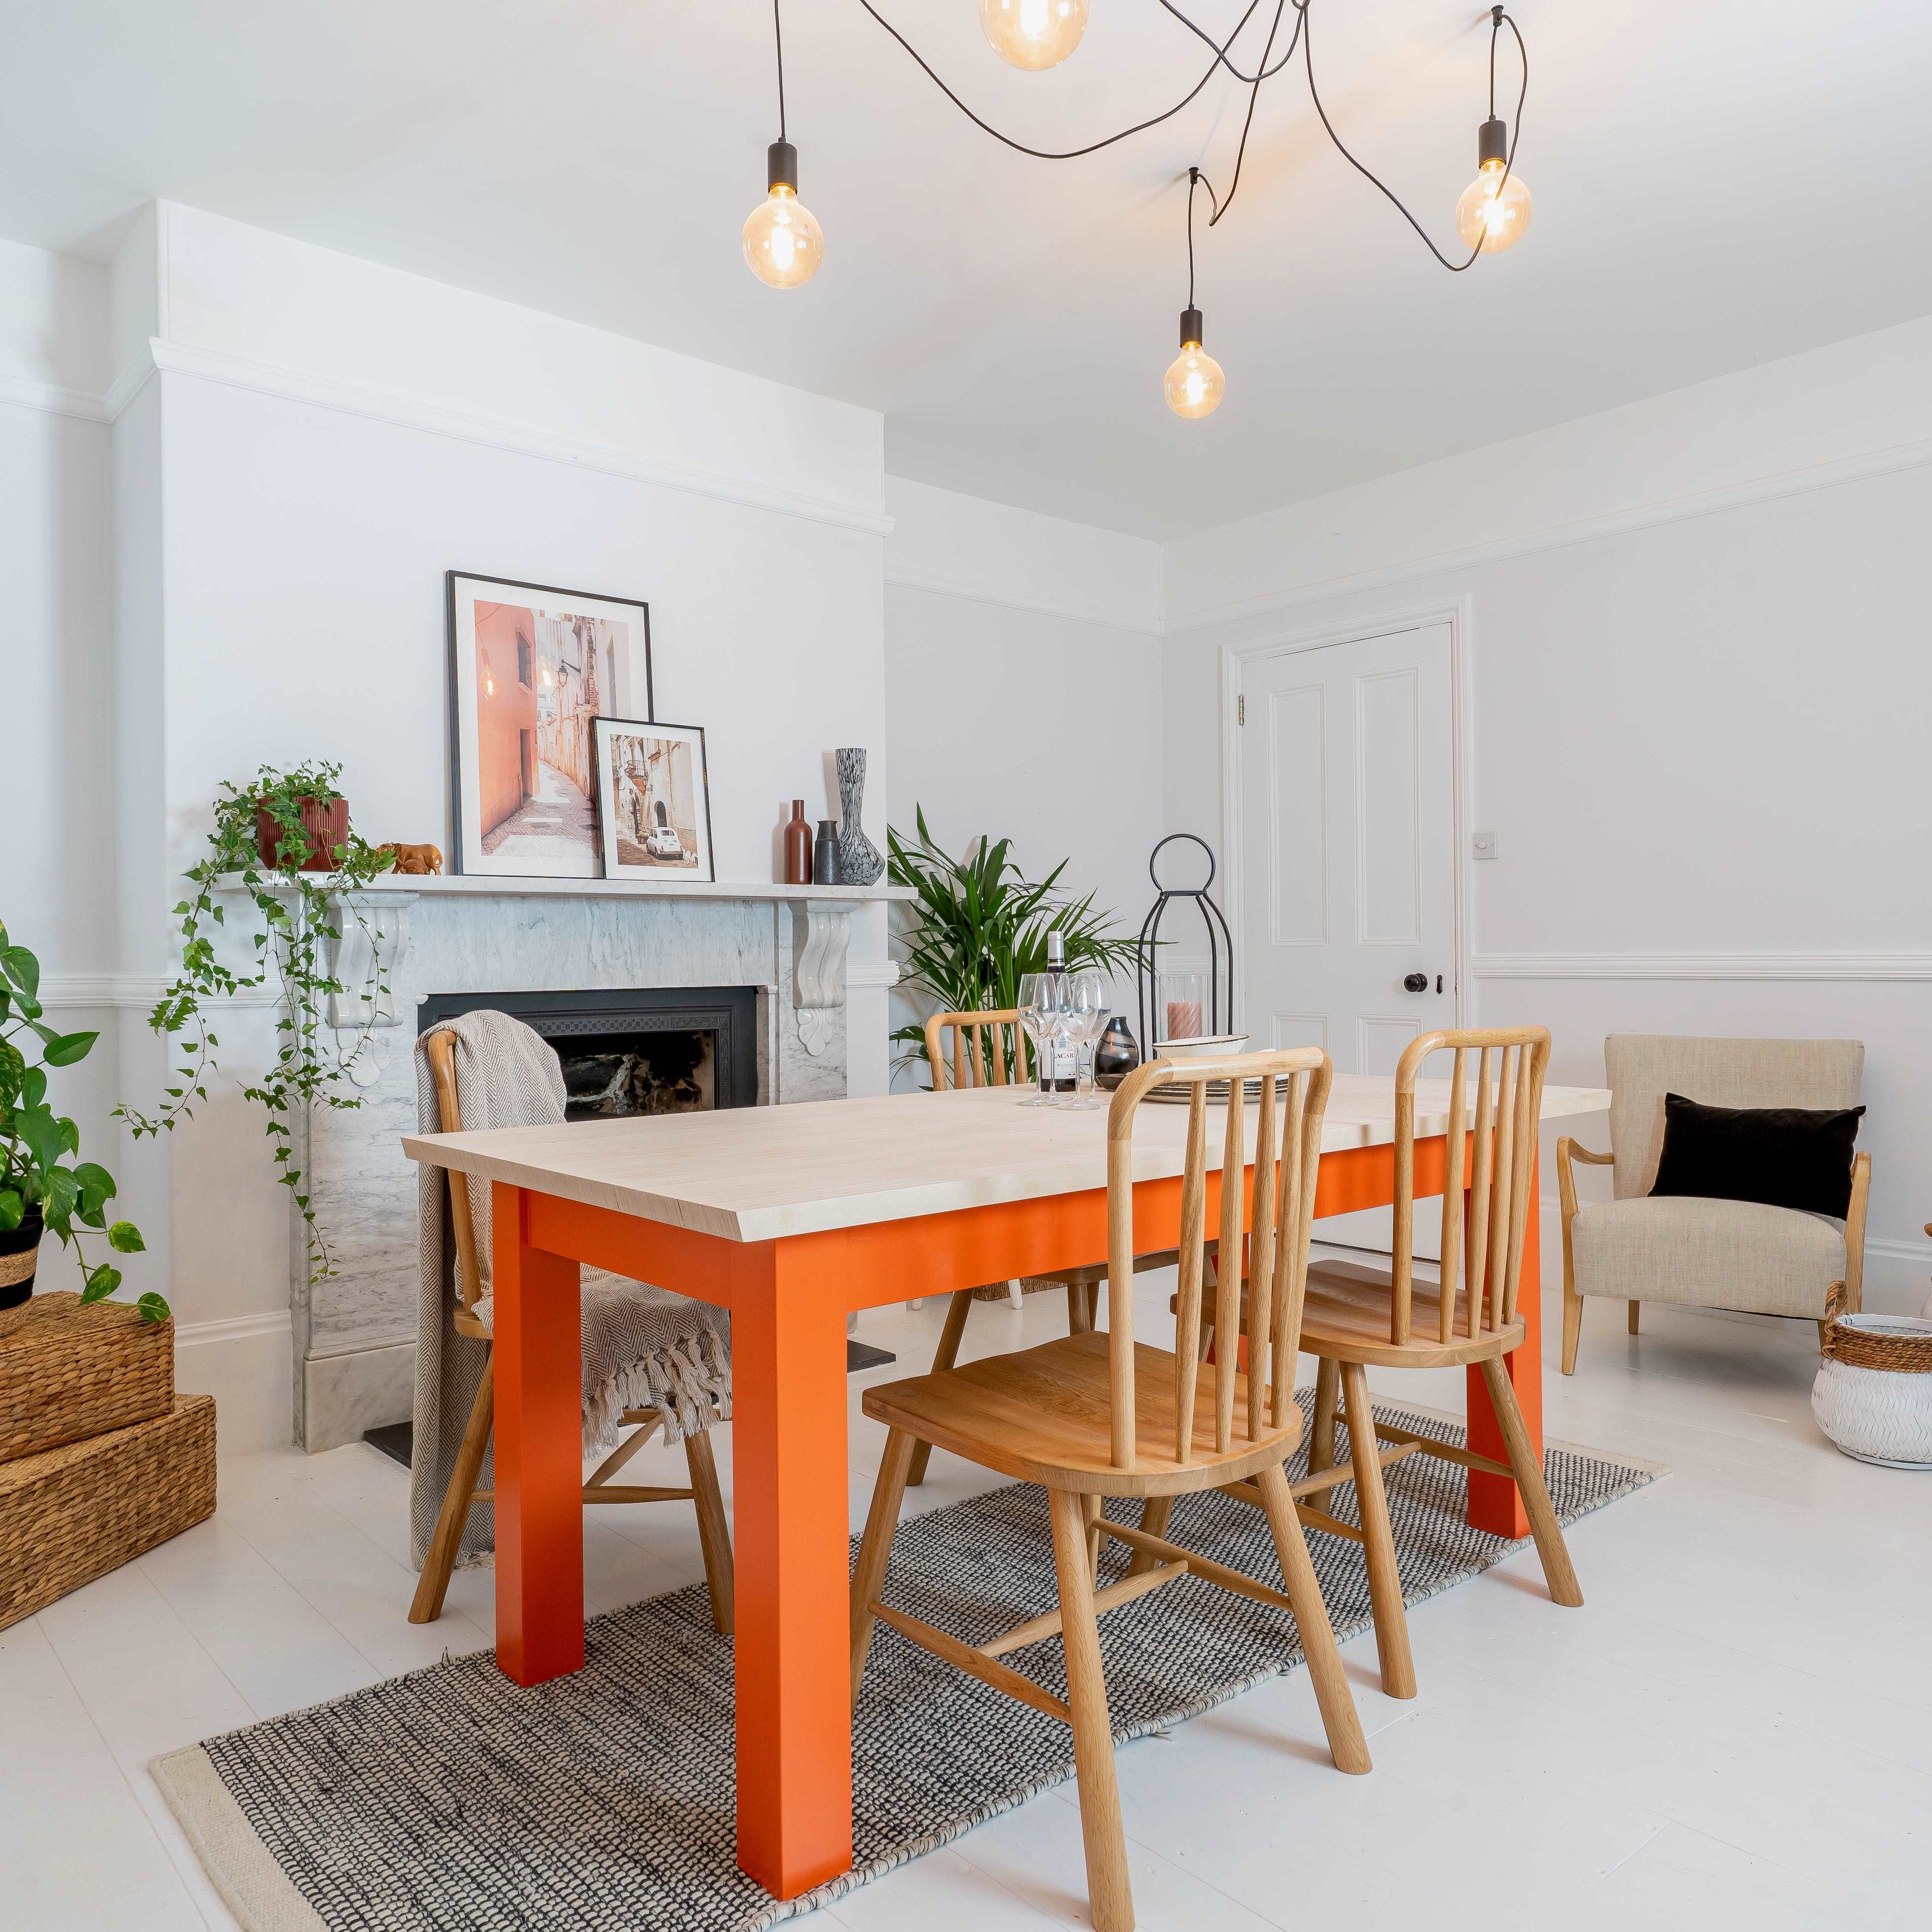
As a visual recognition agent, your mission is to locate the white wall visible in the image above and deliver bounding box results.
[884,478,1164,1086]
[0,238,129,1308]
[1163,318,1932,1308]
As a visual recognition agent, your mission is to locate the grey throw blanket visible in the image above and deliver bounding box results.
[409,1009,732,1571]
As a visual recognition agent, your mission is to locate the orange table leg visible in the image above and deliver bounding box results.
[730,1236,855,1899]
[492,1182,586,1686]
[1464,1150,1542,1537]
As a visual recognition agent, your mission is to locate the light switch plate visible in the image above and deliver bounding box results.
[1472,830,1499,861]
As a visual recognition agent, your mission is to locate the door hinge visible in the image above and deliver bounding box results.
[1237,694,1245,725]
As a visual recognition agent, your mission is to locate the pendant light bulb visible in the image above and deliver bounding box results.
[1163,307,1224,420]
[744,141,823,288]
[981,0,1090,70]
[1455,117,1532,254]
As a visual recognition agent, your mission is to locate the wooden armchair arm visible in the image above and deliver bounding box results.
[1841,1151,1871,1314]
[1554,1136,1613,1223]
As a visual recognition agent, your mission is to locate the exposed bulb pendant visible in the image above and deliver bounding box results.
[1454,114,1532,254]
[981,0,1090,70]
[1164,306,1225,420]
[744,140,824,288]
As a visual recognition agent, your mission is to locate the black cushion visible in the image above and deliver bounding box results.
[1649,1093,1864,1218]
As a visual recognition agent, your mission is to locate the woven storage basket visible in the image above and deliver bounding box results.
[0,1290,174,1465]
[0,1394,215,1631]
[1813,1315,1932,1470]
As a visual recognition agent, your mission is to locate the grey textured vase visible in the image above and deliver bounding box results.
[834,748,884,886]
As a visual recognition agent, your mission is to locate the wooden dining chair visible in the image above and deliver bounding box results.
[409,1029,736,1629]
[1293,1026,1582,1700]
[853,1047,1370,1932]
[908,1009,1182,1487]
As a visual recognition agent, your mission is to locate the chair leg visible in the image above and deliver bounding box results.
[1081,1491,1104,1581]
[1477,1355,1583,1608]
[1340,1363,1416,1700]
[850,1427,916,1705]
[1253,1462,1371,1775]
[1560,1284,1584,1376]
[1067,1279,1092,1334]
[1126,1495,1174,1578]
[410,1357,494,1625]
[1628,1299,1640,1335]
[907,1291,973,1487]
[1048,1489,1134,1932]
[1308,1357,1341,1513]
[684,1426,735,1635]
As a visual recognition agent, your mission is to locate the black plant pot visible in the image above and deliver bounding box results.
[0,1204,44,1312]
[1093,1017,1141,1091]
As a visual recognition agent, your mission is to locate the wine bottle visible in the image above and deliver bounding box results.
[1045,931,1076,1095]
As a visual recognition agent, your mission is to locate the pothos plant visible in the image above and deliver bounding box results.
[0,921,159,1317]
[117,762,395,1286]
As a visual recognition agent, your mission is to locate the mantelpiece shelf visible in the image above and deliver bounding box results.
[214,873,912,904]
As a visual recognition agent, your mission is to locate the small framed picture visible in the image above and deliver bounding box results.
[445,572,654,878]
[592,718,715,883]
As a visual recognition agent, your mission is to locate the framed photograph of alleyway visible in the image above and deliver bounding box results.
[591,717,715,884]
[444,572,655,877]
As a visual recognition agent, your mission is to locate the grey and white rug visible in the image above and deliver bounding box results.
[154,1397,1661,1932]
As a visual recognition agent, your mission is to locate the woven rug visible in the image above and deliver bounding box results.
[154,1397,1661,1932]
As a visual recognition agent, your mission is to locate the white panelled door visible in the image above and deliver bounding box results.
[1237,620,1457,1254]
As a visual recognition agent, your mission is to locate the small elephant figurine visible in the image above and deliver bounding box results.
[377,841,444,876]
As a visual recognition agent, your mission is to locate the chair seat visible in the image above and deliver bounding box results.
[863,1328,1302,1497]
[1298,1259,1525,1369]
[1570,1194,1845,1319]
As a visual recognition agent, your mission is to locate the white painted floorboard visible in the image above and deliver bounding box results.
[5,1263,1929,1931]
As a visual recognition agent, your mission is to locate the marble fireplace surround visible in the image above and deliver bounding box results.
[288,875,909,1451]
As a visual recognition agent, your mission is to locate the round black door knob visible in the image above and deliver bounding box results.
[1402,972,1429,992]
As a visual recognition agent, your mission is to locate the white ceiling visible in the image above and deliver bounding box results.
[4,1,1929,537]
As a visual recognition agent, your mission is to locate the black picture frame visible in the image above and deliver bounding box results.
[443,571,655,878]
[590,715,716,884]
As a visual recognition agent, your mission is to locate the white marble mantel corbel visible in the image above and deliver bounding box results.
[793,898,854,1057]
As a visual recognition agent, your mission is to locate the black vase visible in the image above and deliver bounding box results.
[0,1203,44,1312]
[1093,1017,1141,1091]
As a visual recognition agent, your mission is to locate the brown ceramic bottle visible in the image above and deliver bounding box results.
[783,799,812,884]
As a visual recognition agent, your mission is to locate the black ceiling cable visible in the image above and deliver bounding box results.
[851,0,1272,162]
[772,0,787,142]
[849,0,1529,275]
[1297,0,1527,272]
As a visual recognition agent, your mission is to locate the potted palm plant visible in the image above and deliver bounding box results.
[886,806,1139,1085]
[0,920,157,1317]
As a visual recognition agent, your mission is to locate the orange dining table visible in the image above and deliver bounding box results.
[403,1069,1608,1903]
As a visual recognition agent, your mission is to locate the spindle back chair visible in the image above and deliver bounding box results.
[409,1029,736,1631]
[1293,1025,1581,1701]
[851,1047,1369,1932]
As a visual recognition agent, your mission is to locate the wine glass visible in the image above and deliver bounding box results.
[1017,972,1062,1106]
[1063,971,1110,1109]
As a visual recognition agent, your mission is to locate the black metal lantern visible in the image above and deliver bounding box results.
[1134,833,1236,1052]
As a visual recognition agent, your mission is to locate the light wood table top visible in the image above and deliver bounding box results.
[403,1074,1610,1246]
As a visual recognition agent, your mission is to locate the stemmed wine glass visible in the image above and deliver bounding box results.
[1062,970,1110,1109]
[1017,972,1064,1106]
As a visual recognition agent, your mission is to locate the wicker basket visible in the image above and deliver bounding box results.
[1813,1315,1932,1470]
[0,1290,175,1465]
[0,1394,216,1631]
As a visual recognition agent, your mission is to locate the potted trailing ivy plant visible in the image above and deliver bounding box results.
[118,761,395,1287]
[0,920,157,1317]
[886,806,1140,1084]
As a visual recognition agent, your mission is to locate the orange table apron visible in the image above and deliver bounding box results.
[488,1129,1541,1901]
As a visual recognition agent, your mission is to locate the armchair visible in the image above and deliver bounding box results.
[1558,1035,1870,1374]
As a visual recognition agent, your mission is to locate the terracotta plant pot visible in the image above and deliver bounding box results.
[255,796,349,872]
[0,1204,44,1313]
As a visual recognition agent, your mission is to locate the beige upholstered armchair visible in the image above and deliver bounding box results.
[1558,1036,1870,1374]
